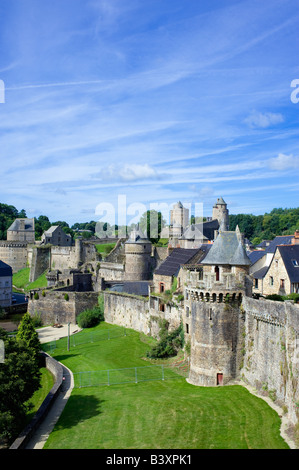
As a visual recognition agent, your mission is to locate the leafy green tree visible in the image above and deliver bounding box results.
[139,210,166,242]
[16,312,41,362]
[0,328,41,443]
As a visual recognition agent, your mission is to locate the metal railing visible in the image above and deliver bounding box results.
[73,364,188,388]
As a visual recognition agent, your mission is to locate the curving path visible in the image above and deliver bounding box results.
[25,325,78,449]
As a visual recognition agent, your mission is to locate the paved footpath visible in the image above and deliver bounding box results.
[25,324,80,449]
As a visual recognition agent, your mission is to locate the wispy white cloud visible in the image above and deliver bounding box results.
[244,111,284,128]
[268,153,299,171]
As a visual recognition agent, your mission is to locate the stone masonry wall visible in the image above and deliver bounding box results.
[188,301,245,387]
[241,296,299,425]
[0,241,29,273]
[28,290,98,324]
[104,291,182,339]
[29,246,51,282]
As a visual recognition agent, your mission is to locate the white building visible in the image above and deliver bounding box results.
[0,260,13,308]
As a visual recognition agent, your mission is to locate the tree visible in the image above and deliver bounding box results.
[0,328,41,443]
[139,210,166,242]
[16,313,41,362]
[18,209,27,218]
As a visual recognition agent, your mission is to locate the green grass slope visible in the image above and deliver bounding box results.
[43,323,289,450]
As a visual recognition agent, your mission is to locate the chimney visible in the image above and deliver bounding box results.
[292,230,299,245]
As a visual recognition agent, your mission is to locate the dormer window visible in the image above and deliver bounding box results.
[292,259,299,267]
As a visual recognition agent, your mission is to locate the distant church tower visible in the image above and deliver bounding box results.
[212,197,229,231]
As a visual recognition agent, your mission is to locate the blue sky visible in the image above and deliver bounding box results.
[0,0,298,227]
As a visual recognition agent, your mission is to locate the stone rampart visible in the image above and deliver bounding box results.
[241,296,299,425]
[104,291,182,338]
[28,290,99,324]
[29,246,51,282]
[0,241,29,273]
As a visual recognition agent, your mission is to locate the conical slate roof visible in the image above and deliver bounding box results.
[213,197,226,207]
[202,228,251,266]
[126,224,151,244]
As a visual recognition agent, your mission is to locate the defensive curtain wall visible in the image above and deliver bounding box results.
[27,289,99,325]
[103,290,299,428]
[0,241,30,273]
[103,290,183,339]
[242,296,299,426]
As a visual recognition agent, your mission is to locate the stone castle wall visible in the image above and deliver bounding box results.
[104,291,182,339]
[0,241,29,273]
[241,296,299,425]
[28,290,98,324]
[29,246,51,282]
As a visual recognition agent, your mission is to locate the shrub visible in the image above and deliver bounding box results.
[34,292,39,300]
[31,312,43,328]
[146,322,184,359]
[77,306,104,328]
[64,293,69,301]
[265,294,284,302]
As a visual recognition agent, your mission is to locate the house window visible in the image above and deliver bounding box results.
[215,266,220,281]
[280,279,285,289]
[254,279,258,289]
[292,259,299,267]
[186,306,189,317]
[159,282,165,293]
[270,276,274,286]
[186,323,189,334]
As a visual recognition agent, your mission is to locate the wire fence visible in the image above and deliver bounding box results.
[73,364,189,388]
[42,326,128,354]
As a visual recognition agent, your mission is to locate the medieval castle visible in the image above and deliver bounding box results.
[1,198,299,431]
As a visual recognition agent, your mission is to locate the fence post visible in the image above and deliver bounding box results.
[79,372,82,388]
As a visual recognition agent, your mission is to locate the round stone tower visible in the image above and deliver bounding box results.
[212,197,229,231]
[186,227,252,386]
[124,225,152,281]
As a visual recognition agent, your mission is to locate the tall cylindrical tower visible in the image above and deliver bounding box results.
[212,197,229,231]
[125,226,152,281]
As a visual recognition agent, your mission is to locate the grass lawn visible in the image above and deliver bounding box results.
[13,267,48,291]
[95,243,116,256]
[43,323,289,450]
[25,367,55,424]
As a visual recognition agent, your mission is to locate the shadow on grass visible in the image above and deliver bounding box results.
[49,353,80,362]
[55,394,105,430]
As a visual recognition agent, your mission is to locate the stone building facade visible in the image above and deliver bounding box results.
[7,218,35,243]
[41,225,72,246]
[0,260,12,308]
